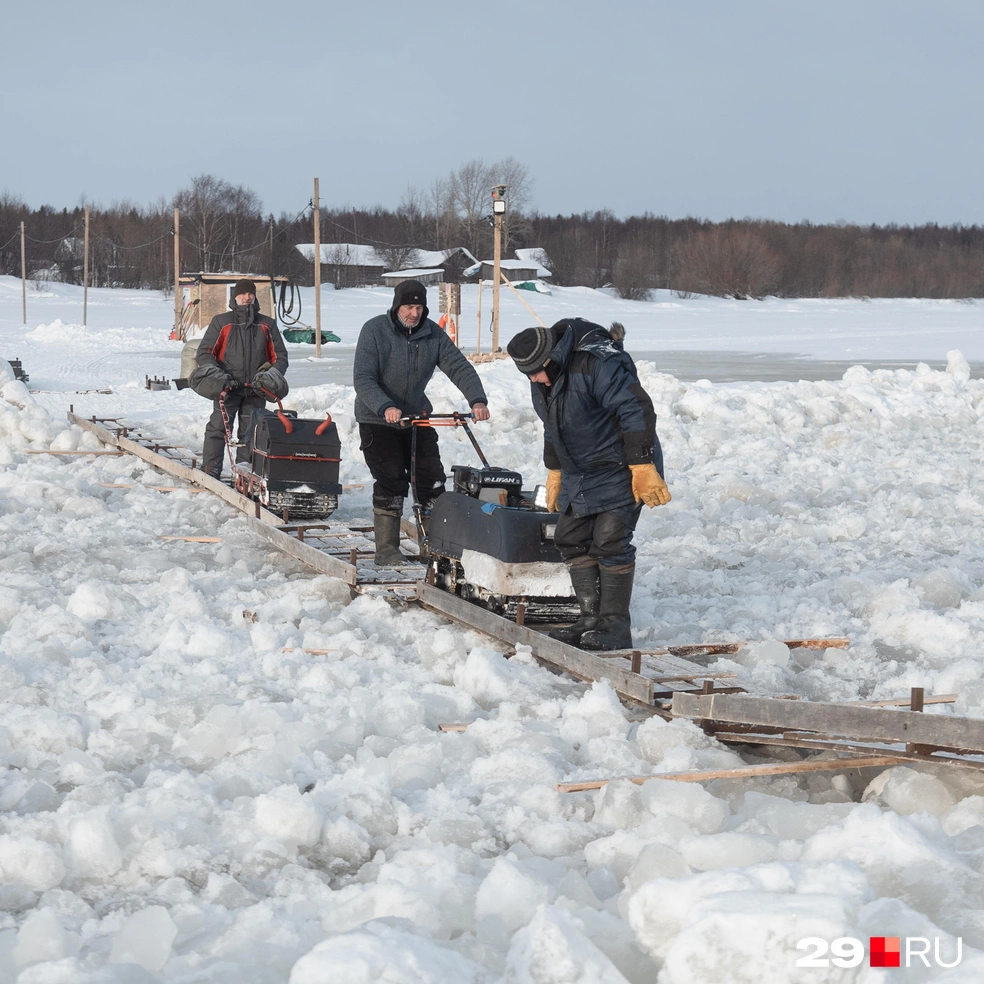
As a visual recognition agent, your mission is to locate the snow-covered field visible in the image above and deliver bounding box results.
[2,277,984,982]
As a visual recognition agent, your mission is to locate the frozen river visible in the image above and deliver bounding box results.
[278,347,984,388]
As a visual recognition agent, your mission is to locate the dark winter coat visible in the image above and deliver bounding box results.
[530,318,663,516]
[194,302,289,397]
[353,311,487,425]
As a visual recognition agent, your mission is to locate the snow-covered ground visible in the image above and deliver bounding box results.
[2,277,984,982]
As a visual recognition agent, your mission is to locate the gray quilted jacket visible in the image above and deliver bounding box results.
[353,313,487,425]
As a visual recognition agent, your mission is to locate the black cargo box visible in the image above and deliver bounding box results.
[246,409,342,493]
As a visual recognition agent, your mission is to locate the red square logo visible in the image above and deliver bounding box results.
[870,937,901,968]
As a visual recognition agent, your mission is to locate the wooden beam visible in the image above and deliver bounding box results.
[438,724,469,732]
[101,483,206,493]
[68,413,283,525]
[416,581,654,705]
[853,694,956,708]
[246,517,357,585]
[26,449,124,456]
[719,732,984,771]
[672,692,984,755]
[556,755,901,792]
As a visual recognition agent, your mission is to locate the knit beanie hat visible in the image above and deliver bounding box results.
[392,279,427,309]
[507,326,554,375]
[232,278,257,297]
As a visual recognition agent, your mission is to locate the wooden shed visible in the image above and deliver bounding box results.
[477,259,539,283]
[174,273,287,341]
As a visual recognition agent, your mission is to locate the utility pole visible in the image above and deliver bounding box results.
[313,177,322,358]
[475,279,482,356]
[82,205,90,326]
[490,185,507,352]
[268,214,275,281]
[20,222,26,325]
[173,208,181,335]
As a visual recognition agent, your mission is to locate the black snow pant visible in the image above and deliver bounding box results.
[358,423,446,511]
[203,390,265,477]
[553,500,643,568]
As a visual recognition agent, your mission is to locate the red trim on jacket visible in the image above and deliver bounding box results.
[210,322,278,364]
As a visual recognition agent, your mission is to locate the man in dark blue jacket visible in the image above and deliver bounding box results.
[355,279,490,565]
[507,318,669,650]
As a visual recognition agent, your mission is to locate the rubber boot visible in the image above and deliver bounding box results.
[580,566,634,651]
[549,564,600,645]
[372,507,406,566]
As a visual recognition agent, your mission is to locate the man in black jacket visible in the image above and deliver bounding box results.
[507,318,670,650]
[354,279,490,565]
[191,279,289,478]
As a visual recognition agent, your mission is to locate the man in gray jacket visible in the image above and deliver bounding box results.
[355,279,490,565]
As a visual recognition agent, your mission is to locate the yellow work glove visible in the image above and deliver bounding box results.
[629,463,671,507]
[545,469,562,512]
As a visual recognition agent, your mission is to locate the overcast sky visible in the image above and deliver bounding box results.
[5,0,983,226]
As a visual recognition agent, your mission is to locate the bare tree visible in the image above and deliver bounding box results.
[428,176,457,249]
[226,184,262,270]
[673,224,780,299]
[173,174,235,272]
[613,243,657,300]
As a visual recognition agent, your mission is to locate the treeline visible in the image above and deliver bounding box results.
[1,170,982,298]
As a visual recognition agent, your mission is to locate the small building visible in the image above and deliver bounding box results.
[464,249,553,284]
[295,244,387,288]
[514,248,553,279]
[295,244,481,287]
[174,273,287,341]
[475,259,540,283]
[381,268,445,288]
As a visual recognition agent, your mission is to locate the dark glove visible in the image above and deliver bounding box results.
[252,364,288,399]
[189,363,233,400]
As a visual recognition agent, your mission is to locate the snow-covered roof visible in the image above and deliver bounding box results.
[514,248,553,278]
[463,257,552,280]
[295,243,387,266]
[295,244,479,269]
[382,269,443,278]
[414,247,479,268]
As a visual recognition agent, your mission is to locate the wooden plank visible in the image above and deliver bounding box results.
[556,755,901,792]
[438,724,469,732]
[610,638,850,660]
[101,483,207,493]
[246,517,358,585]
[69,412,282,525]
[415,581,653,705]
[718,732,984,770]
[853,694,956,708]
[25,449,124,456]
[671,692,984,755]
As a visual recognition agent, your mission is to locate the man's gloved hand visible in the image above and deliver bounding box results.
[252,364,288,399]
[629,463,671,507]
[223,375,240,391]
[546,469,562,512]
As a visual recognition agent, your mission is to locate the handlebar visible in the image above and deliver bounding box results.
[397,411,476,426]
